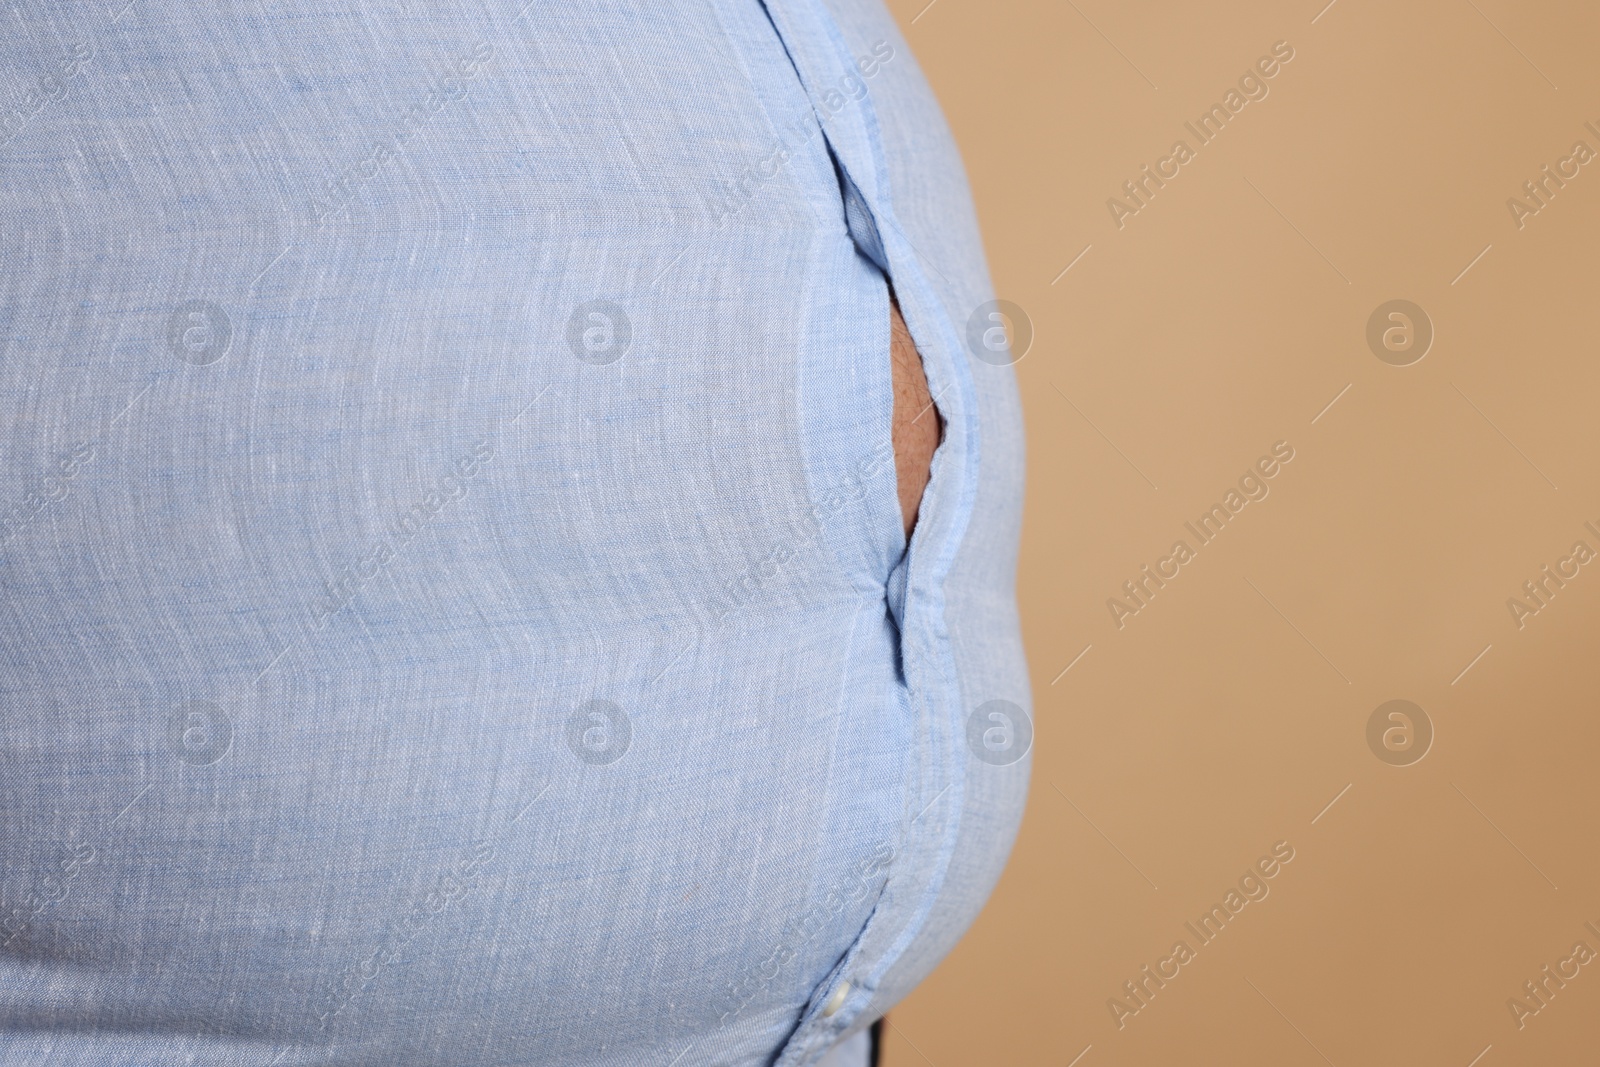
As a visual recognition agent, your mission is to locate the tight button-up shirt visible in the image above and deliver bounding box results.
[0,1,1030,1063]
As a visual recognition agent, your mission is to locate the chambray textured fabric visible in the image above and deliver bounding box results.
[0,1,1029,1065]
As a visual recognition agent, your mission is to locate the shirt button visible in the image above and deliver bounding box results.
[821,981,851,1017]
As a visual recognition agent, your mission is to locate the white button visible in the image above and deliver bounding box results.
[822,981,851,1017]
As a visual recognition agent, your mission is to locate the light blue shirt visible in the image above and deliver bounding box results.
[0,1,1030,1064]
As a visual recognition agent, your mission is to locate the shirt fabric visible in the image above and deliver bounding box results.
[0,1,1030,1064]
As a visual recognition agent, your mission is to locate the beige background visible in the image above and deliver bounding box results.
[879,0,1600,1064]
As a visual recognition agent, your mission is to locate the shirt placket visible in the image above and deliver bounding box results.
[752,1,984,1063]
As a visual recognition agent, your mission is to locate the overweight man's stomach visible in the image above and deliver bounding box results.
[0,198,917,1066]
[0,0,1029,1062]
[0,604,911,1066]
[0,179,916,1067]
